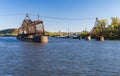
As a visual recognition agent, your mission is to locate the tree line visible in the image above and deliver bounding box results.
[80,17,120,40]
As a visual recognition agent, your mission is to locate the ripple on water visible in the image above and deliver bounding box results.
[0,37,120,76]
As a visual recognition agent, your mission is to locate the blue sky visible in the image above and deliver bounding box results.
[0,0,120,32]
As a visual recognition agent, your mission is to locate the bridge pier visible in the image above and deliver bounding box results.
[100,36,104,41]
[33,35,48,43]
[79,36,82,40]
[86,36,91,41]
[96,36,104,41]
[40,36,48,43]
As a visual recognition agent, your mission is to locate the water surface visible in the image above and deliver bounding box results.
[0,37,120,76]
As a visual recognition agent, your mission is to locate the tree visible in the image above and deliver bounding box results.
[97,19,107,29]
[109,17,120,30]
[111,17,119,26]
[93,19,108,34]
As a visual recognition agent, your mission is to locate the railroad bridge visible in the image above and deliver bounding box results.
[17,14,48,43]
[17,14,105,42]
[86,17,105,41]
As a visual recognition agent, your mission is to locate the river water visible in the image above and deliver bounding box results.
[0,37,120,76]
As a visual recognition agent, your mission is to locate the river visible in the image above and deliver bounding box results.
[0,37,120,76]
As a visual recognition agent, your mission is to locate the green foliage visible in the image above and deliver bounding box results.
[92,19,108,34]
[111,17,120,26]
[89,17,120,40]
[46,32,67,37]
[80,31,89,39]
[0,28,18,37]
[97,19,108,28]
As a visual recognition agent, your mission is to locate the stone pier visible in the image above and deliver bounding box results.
[86,36,91,41]
[100,36,104,41]
[79,36,82,40]
[40,36,48,43]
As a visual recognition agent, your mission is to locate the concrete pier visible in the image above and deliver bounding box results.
[79,36,82,40]
[40,36,48,43]
[33,35,48,43]
[86,36,91,41]
[100,36,104,41]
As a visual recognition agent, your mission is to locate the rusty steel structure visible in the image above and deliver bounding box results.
[89,17,99,35]
[86,17,106,41]
[18,13,45,36]
[17,14,48,43]
[89,17,106,36]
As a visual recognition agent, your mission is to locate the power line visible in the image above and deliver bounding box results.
[38,16,96,20]
[31,14,96,20]
[0,13,24,16]
[0,13,97,20]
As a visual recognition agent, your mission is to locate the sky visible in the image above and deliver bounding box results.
[0,0,120,32]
